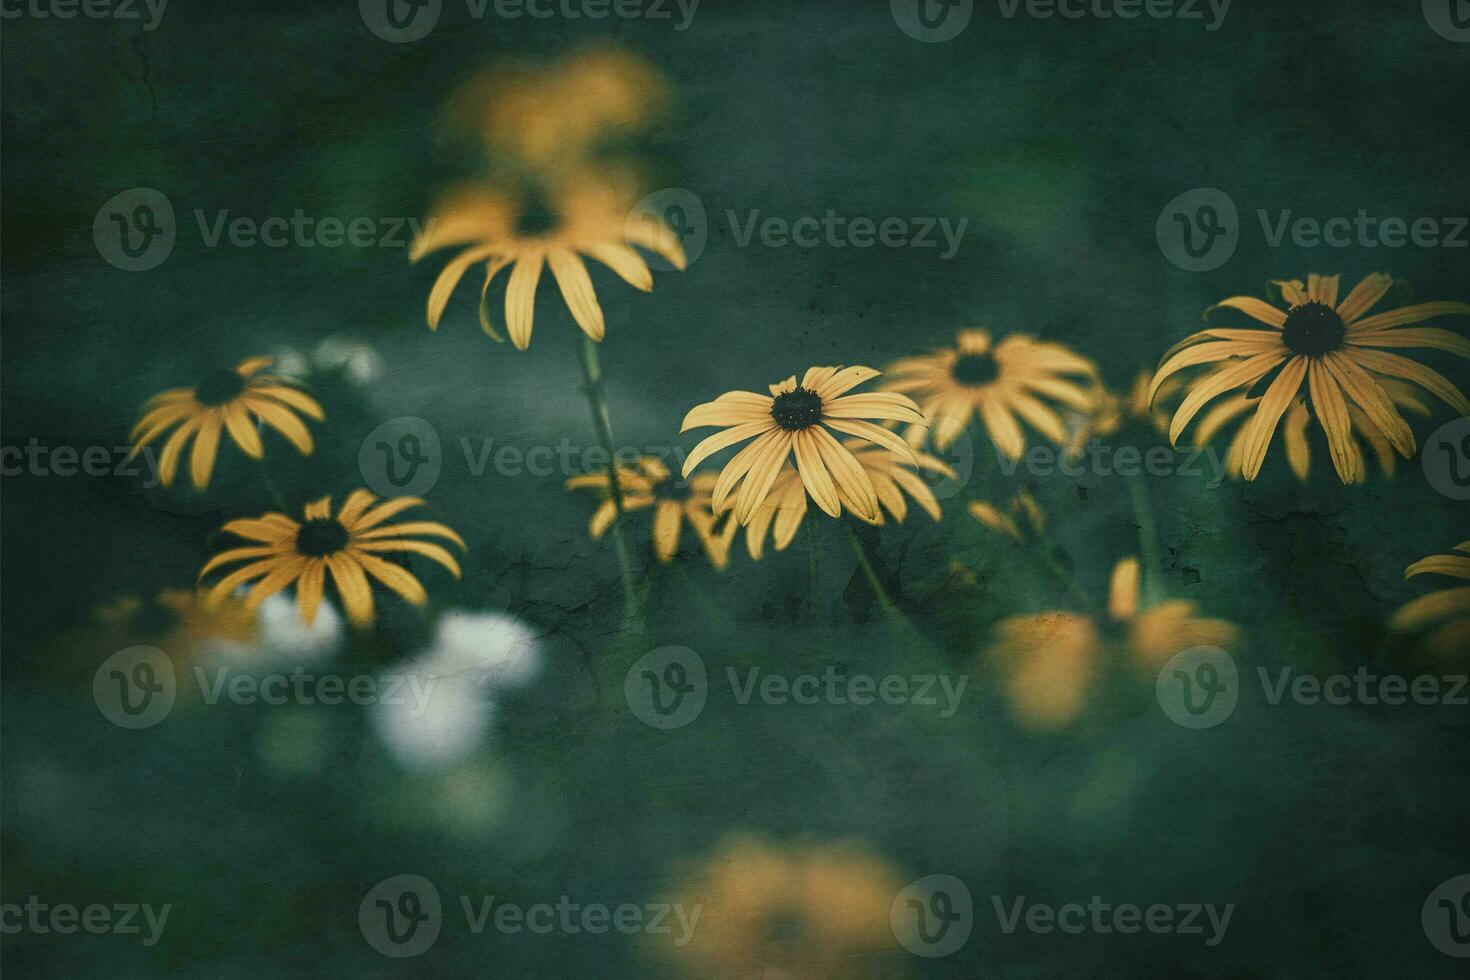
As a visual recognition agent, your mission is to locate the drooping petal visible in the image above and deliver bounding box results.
[1238,356,1308,481]
[651,501,683,562]
[682,420,771,476]
[1308,358,1357,483]
[583,242,653,291]
[792,430,841,518]
[189,413,223,489]
[1169,351,1286,446]
[354,550,429,605]
[222,404,264,459]
[1324,353,1415,459]
[505,251,545,350]
[326,554,374,627]
[821,418,918,464]
[246,399,314,454]
[426,243,497,330]
[547,248,606,342]
[1347,349,1470,417]
[296,559,326,626]
[733,430,794,525]
[808,425,879,522]
[355,521,466,549]
[1335,272,1394,324]
[1108,557,1140,621]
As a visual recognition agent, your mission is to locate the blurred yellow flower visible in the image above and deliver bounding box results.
[566,456,736,569]
[200,491,465,628]
[1151,272,1470,483]
[1067,369,1177,457]
[680,366,925,525]
[129,357,323,490]
[1389,542,1470,658]
[655,834,908,980]
[442,48,671,172]
[883,328,1096,457]
[95,589,258,660]
[985,557,1238,729]
[968,489,1045,543]
[411,174,685,349]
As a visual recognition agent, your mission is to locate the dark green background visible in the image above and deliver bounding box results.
[3,0,1468,976]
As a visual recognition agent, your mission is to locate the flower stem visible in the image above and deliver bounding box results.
[1126,469,1163,605]
[843,521,900,619]
[805,517,822,624]
[573,333,641,631]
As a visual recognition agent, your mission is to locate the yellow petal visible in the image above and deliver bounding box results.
[505,251,545,350]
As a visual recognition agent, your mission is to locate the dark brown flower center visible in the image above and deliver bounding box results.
[951,352,999,386]
[195,369,246,406]
[296,519,348,557]
[1281,301,1345,357]
[770,387,824,431]
[514,190,561,238]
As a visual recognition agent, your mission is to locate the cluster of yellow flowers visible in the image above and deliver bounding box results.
[124,51,1468,679]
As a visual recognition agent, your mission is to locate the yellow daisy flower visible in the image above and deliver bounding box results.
[654,834,905,980]
[1151,272,1470,483]
[1389,542,1470,658]
[1195,378,1433,482]
[883,328,1096,457]
[442,48,670,171]
[1068,369,1178,454]
[199,491,465,628]
[565,456,737,569]
[129,357,324,490]
[742,444,953,559]
[410,175,685,349]
[680,366,925,525]
[986,557,1238,729]
[968,489,1046,543]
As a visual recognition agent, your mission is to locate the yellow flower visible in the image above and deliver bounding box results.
[985,557,1238,729]
[655,834,906,980]
[411,174,685,349]
[565,456,736,569]
[96,589,258,660]
[1195,378,1433,482]
[968,489,1046,543]
[199,491,465,628]
[883,328,1096,457]
[1151,273,1470,483]
[442,48,670,171]
[1389,542,1470,658]
[680,366,925,526]
[742,444,952,559]
[129,357,324,490]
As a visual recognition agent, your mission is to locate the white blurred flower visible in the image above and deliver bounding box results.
[270,346,311,379]
[370,610,541,771]
[256,592,344,662]
[314,337,384,384]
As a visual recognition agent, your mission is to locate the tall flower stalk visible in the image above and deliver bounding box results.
[574,333,642,629]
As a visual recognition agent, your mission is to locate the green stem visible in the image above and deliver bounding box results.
[1126,468,1163,605]
[806,517,822,624]
[573,333,641,631]
[257,461,286,511]
[843,522,900,619]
